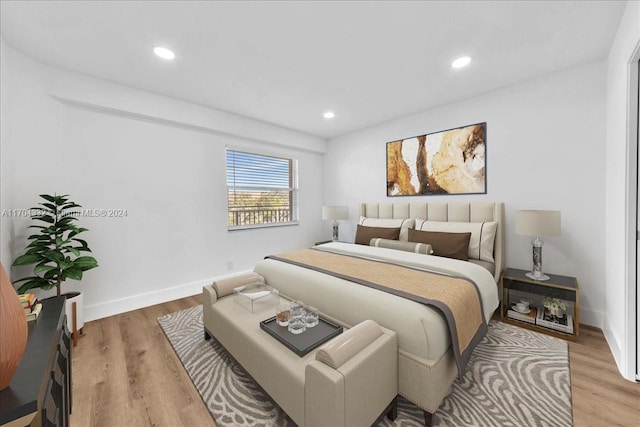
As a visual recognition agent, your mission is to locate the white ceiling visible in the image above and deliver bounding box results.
[0,1,627,140]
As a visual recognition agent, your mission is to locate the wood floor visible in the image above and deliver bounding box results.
[70,296,640,427]
[69,295,215,427]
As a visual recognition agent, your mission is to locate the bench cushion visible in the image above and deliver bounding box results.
[316,320,383,369]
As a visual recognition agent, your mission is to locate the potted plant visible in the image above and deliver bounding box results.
[12,194,98,334]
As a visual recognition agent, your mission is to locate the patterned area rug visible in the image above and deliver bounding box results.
[158,306,572,426]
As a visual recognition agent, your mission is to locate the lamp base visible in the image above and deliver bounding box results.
[526,272,550,281]
[528,237,550,281]
[332,222,339,241]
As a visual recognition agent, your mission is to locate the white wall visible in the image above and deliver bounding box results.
[324,61,607,327]
[604,0,640,381]
[0,38,13,272]
[0,43,326,321]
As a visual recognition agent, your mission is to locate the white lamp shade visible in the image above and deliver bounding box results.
[322,206,348,221]
[515,210,561,237]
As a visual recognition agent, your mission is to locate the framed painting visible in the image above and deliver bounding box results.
[386,122,486,196]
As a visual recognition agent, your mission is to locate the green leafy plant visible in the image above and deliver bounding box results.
[12,194,98,296]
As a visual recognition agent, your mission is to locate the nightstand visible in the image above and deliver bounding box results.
[314,240,333,246]
[499,268,579,340]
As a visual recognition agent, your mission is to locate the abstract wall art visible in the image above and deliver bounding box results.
[386,122,487,196]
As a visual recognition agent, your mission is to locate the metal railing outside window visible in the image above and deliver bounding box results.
[226,149,298,229]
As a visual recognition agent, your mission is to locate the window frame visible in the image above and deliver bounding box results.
[226,147,299,231]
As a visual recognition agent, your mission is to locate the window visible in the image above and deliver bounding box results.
[226,148,298,229]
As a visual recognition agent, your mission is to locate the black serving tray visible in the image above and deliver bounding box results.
[260,316,343,357]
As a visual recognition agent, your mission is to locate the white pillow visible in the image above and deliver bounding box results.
[359,217,415,241]
[414,219,497,262]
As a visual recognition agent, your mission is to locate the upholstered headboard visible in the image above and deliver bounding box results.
[360,202,504,282]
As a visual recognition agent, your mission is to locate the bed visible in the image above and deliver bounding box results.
[253,201,503,424]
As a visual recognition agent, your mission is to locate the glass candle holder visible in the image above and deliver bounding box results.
[303,306,319,328]
[287,316,306,335]
[276,304,291,327]
[290,300,305,319]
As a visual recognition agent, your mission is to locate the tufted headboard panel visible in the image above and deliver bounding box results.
[360,202,504,282]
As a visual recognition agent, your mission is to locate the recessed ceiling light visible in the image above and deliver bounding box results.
[451,56,471,69]
[323,111,335,119]
[154,46,175,60]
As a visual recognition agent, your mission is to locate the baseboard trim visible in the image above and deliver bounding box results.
[84,270,253,322]
[577,307,602,328]
[602,322,624,375]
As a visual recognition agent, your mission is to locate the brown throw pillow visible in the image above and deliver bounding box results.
[408,229,471,260]
[354,225,401,245]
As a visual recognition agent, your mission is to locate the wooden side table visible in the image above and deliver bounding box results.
[499,268,579,340]
[0,297,72,427]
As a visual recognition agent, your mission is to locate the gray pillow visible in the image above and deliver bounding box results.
[370,238,433,255]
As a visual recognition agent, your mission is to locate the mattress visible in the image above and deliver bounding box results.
[254,242,499,362]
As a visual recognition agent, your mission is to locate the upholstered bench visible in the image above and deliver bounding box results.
[203,273,398,427]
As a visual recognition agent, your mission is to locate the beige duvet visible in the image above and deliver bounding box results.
[255,242,498,363]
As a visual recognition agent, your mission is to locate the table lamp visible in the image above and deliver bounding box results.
[322,206,348,241]
[515,210,561,281]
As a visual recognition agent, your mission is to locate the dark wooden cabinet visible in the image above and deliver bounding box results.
[0,297,72,427]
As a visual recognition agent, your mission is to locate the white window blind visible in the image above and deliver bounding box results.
[226,148,298,229]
